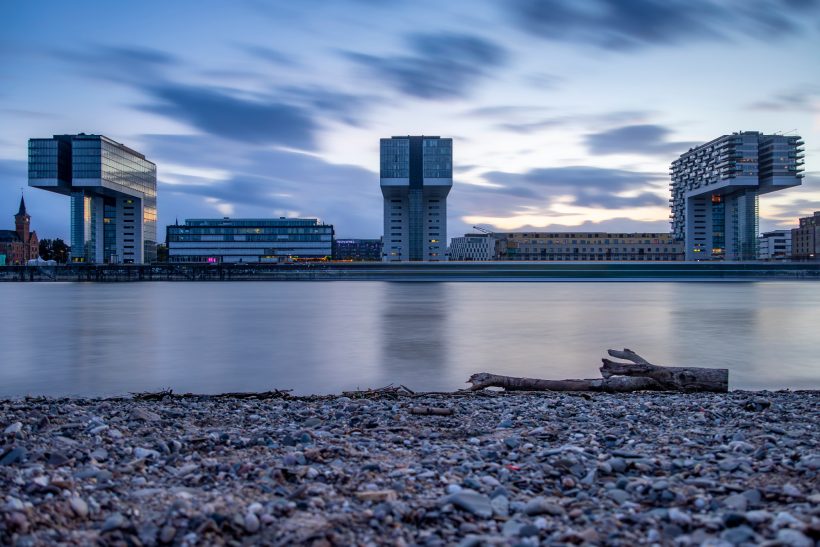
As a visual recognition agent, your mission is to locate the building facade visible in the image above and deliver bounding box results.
[495,232,683,261]
[166,218,334,263]
[380,136,452,261]
[333,238,383,261]
[449,234,496,261]
[757,229,792,261]
[0,196,39,265]
[792,211,820,261]
[670,132,803,261]
[28,134,157,264]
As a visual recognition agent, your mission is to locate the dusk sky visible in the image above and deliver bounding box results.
[2,0,819,241]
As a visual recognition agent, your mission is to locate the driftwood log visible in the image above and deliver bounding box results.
[467,349,728,393]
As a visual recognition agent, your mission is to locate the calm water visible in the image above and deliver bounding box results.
[1,281,818,396]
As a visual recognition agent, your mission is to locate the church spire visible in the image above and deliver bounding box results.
[16,194,28,217]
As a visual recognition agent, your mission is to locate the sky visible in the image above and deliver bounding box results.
[1,0,819,242]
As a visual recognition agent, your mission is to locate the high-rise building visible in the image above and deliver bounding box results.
[380,136,452,261]
[28,134,157,264]
[166,218,333,263]
[792,211,820,261]
[670,132,803,261]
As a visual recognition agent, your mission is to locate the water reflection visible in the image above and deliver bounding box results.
[379,283,449,388]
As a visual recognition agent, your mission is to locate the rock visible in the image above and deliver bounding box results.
[668,507,691,526]
[445,490,493,518]
[743,398,771,412]
[159,525,176,543]
[519,524,539,537]
[90,448,109,462]
[0,447,27,466]
[722,513,746,528]
[501,520,524,537]
[244,512,260,533]
[720,525,756,545]
[607,489,630,505]
[524,497,565,516]
[131,408,161,422]
[134,447,160,459]
[4,422,22,435]
[4,497,25,512]
[772,511,802,529]
[723,493,748,512]
[490,495,509,517]
[356,490,397,502]
[101,512,125,532]
[609,457,627,473]
[68,496,88,518]
[47,452,69,466]
[504,437,520,449]
[744,510,771,524]
[782,483,802,497]
[303,417,322,428]
[776,529,812,547]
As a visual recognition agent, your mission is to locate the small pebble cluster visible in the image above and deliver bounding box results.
[1,391,818,546]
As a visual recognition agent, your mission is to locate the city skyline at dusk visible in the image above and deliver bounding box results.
[2,0,819,241]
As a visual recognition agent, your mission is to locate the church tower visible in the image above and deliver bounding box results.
[14,195,30,245]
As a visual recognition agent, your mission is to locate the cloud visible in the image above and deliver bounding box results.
[747,87,820,112]
[506,0,819,51]
[495,110,652,134]
[469,165,668,211]
[346,32,507,99]
[584,124,700,157]
[239,44,299,67]
[52,45,177,85]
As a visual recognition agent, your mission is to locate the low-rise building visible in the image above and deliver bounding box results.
[0,196,39,265]
[449,234,496,261]
[496,232,684,261]
[166,218,334,263]
[757,229,792,260]
[333,238,383,261]
[792,211,820,261]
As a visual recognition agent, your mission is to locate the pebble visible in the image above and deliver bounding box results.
[0,391,815,545]
[4,422,22,435]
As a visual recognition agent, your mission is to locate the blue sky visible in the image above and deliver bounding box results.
[1,0,819,241]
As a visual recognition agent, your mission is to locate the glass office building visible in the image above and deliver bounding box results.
[28,134,157,263]
[166,218,334,263]
[670,132,803,260]
[380,136,452,261]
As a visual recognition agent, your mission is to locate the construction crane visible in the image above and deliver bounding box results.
[472,224,494,235]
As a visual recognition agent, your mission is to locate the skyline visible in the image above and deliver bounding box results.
[2,1,820,241]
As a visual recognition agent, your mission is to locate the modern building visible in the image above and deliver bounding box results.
[449,233,496,261]
[28,134,157,264]
[670,132,803,261]
[495,232,683,261]
[333,238,383,261]
[380,136,452,261]
[757,229,792,261]
[166,218,334,263]
[792,211,820,261]
[0,196,39,265]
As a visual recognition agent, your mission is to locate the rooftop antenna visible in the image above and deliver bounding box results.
[783,129,798,135]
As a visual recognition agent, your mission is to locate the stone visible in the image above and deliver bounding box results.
[0,447,27,466]
[4,422,22,435]
[131,408,161,422]
[607,489,629,505]
[303,417,322,428]
[101,512,125,532]
[159,525,176,544]
[772,511,802,529]
[134,447,160,460]
[356,490,397,502]
[446,490,493,519]
[720,524,756,545]
[68,496,88,518]
[244,512,260,533]
[723,493,748,512]
[490,495,509,517]
[90,448,109,462]
[668,507,691,526]
[782,483,802,497]
[524,497,565,516]
[47,452,69,466]
[744,510,771,524]
[776,529,812,547]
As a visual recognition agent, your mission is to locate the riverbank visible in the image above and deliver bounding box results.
[3,261,820,282]
[1,391,818,545]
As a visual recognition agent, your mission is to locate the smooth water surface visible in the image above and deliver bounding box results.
[1,281,818,396]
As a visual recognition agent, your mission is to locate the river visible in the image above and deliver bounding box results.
[1,281,818,396]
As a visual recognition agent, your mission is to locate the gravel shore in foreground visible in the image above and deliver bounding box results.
[1,391,818,546]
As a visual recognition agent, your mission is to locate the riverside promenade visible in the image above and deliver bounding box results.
[2,261,820,282]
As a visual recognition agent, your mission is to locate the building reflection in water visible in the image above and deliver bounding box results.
[379,282,449,388]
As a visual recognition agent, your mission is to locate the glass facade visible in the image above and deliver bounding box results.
[28,134,157,263]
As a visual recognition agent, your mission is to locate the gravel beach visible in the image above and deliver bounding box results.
[1,391,818,546]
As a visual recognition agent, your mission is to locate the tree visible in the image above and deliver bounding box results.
[39,239,53,260]
[52,239,69,263]
[155,243,168,263]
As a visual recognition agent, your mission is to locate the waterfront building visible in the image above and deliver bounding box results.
[757,229,792,261]
[166,218,333,263]
[449,233,496,261]
[792,211,820,261]
[380,136,452,261]
[333,238,383,261]
[495,232,683,261]
[28,134,157,264]
[0,196,39,265]
[670,132,803,261]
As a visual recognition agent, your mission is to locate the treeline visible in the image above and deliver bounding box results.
[38,239,70,263]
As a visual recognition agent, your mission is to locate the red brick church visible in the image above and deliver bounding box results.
[0,196,39,265]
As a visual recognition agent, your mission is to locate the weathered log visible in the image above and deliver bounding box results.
[466,372,664,393]
[600,348,728,393]
[466,348,729,393]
